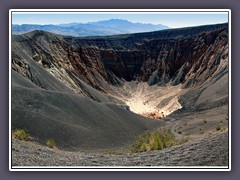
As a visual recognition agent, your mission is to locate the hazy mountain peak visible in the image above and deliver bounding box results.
[12,19,169,37]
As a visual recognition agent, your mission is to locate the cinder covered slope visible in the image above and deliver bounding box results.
[11,23,229,151]
[12,70,163,150]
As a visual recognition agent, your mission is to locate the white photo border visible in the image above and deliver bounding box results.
[9,9,231,171]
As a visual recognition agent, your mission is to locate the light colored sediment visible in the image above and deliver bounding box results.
[109,82,184,117]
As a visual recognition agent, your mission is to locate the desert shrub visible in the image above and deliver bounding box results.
[12,129,30,141]
[149,113,156,117]
[47,138,56,148]
[129,130,177,153]
[221,127,227,132]
[175,137,190,145]
[216,125,227,132]
[216,125,221,131]
[203,120,207,123]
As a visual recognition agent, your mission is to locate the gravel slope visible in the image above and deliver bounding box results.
[12,71,163,151]
[12,132,228,167]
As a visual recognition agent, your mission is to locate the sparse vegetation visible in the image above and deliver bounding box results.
[216,125,221,131]
[129,130,174,153]
[129,129,189,153]
[203,120,207,123]
[176,137,189,144]
[221,127,227,132]
[12,129,30,141]
[47,138,56,149]
[216,125,227,132]
[149,113,156,117]
[208,132,213,136]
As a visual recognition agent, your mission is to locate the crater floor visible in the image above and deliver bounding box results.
[109,82,184,118]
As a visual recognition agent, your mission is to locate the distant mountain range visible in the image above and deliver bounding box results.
[12,19,169,37]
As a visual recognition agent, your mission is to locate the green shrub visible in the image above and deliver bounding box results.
[175,137,190,145]
[12,129,30,141]
[47,138,56,148]
[129,130,178,153]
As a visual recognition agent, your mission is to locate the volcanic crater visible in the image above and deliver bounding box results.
[11,23,229,166]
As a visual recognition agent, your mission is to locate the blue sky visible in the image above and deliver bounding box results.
[12,12,228,28]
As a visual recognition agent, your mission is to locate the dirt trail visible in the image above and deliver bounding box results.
[170,120,183,139]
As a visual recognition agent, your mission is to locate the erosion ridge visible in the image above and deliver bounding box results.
[12,23,228,89]
[11,23,229,153]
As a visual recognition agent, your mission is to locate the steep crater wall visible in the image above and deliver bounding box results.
[12,23,229,111]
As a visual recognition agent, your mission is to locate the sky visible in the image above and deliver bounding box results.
[12,12,228,28]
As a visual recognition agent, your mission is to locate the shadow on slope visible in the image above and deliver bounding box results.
[12,71,163,151]
[179,69,228,111]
